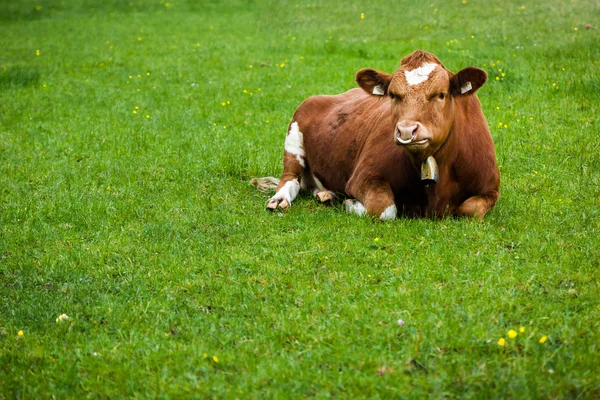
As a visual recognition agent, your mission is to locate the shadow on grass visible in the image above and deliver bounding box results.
[0,69,40,88]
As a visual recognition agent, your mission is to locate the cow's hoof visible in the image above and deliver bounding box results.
[315,191,333,204]
[266,197,289,211]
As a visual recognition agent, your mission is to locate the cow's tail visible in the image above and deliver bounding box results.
[250,176,280,192]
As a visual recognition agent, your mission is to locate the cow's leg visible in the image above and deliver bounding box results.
[314,189,335,204]
[310,174,335,204]
[267,122,306,211]
[455,191,499,219]
[344,179,397,221]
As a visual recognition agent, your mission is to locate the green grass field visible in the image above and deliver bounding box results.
[1,0,599,397]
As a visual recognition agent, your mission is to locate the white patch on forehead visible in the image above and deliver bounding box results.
[372,84,385,95]
[404,62,438,86]
[460,81,472,94]
[379,204,397,221]
[284,122,305,168]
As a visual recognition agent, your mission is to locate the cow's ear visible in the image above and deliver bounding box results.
[356,69,392,96]
[450,67,487,96]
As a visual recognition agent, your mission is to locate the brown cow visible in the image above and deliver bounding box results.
[254,50,499,220]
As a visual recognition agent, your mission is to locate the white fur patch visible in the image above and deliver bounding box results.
[344,199,367,216]
[460,81,472,94]
[379,204,397,221]
[284,122,305,167]
[313,175,326,191]
[404,62,438,86]
[372,84,385,95]
[271,179,300,204]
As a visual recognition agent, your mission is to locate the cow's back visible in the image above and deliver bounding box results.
[292,89,394,193]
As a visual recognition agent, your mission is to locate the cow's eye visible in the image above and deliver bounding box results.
[438,93,446,100]
[389,93,396,100]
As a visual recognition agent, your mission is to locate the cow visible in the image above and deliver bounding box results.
[253,50,500,220]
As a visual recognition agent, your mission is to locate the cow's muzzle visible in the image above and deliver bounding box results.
[395,123,418,144]
[395,122,428,146]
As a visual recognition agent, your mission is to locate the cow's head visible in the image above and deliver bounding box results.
[356,50,487,160]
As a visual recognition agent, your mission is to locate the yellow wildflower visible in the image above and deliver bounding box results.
[36,50,40,56]
[508,329,517,339]
[212,355,219,363]
[18,330,24,337]
[519,326,525,333]
[360,13,365,20]
[498,338,505,346]
[539,335,548,344]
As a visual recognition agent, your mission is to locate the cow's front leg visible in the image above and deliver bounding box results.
[455,191,499,219]
[344,180,397,221]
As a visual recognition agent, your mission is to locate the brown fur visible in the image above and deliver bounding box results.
[266,50,499,219]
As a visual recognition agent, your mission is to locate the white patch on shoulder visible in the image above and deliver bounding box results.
[460,81,472,94]
[379,204,397,221]
[344,199,367,217]
[271,179,301,204]
[284,122,305,167]
[372,84,385,96]
[404,62,438,86]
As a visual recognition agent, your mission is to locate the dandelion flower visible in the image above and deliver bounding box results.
[508,329,517,339]
[519,326,525,333]
[17,330,24,337]
[539,335,548,344]
[498,338,505,346]
[36,50,40,56]
[212,355,219,363]
[374,237,380,242]
[360,13,365,20]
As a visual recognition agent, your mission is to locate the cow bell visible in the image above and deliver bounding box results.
[421,156,439,185]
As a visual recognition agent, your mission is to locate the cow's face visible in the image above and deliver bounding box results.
[356,50,487,160]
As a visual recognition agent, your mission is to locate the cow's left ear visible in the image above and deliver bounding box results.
[450,67,487,96]
[356,69,392,96]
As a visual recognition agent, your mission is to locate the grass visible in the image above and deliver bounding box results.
[1,0,599,397]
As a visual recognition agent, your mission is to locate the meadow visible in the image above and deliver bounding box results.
[1,0,599,397]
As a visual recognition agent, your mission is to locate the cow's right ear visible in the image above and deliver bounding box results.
[450,67,487,96]
[356,69,392,96]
